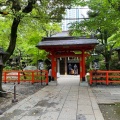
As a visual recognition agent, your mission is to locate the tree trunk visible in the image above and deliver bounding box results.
[0,0,36,97]
[0,18,20,97]
[0,66,7,97]
[105,58,110,70]
[104,30,110,70]
[3,18,20,63]
[118,51,120,61]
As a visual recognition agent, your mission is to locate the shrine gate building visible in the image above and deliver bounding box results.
[36,36,98,82]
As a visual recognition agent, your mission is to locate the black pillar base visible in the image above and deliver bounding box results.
[52,77,54,81]
[82,77,85,81]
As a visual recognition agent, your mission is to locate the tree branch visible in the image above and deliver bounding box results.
[3,17,20,63]
[22,0,37,13]
[3,0,37,63]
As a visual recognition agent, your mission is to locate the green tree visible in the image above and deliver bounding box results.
[0,0,79,97]
[69,0,120,70]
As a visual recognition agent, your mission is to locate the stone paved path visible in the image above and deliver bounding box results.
[91,85,120,104]
[0,75,104,120]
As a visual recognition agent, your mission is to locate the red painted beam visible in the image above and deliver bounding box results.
[48,53,90,58]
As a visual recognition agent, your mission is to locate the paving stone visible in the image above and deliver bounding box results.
[1,75,105,120]
[45,104,63,112]
[58,108,76,119]
[68,91,78,96]
[20,116,40,120]
[66,95,78,101]
[40,112,59,120]
[77,105,94,115]
[57,118,76,120]
[78,99,91,105]
[94,109,104,120]
[77,114,95,120]
[63,101,77,109]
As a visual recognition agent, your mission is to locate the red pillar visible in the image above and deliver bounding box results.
[80,57,82,81]
[54,58,57,80]
[51,52,57,81]
[82,50,86,81]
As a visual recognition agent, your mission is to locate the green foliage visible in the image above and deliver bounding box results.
[69,0,120,70]
[0,1,63,65]
[0,17,12,49]
[4,65,11,70]
[15,21,61,65]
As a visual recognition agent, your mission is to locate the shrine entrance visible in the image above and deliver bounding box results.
[36,36,98,83]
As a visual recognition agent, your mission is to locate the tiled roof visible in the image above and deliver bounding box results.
[36,37,99,47]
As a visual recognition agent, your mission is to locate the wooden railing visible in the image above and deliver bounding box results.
[89,70,120,85]
[2,70,48,85]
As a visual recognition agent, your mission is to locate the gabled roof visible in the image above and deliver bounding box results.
[36,36,99,52]
[37,37,98,46]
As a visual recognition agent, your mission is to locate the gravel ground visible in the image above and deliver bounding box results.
[0,82,45,113]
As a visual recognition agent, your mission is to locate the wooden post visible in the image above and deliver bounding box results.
[32,71,34,84]
[51,53,54,80]
[54,57,57,81]
[80,57,82,81]
[4,72,7,83]
[82,50,86,81]
[51,52,57,81]
[46,70,48,85]
[18,71,20,84]
[106,71,109,85]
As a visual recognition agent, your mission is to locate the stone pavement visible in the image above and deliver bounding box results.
[0,75,104,120]
[91,85,120,104]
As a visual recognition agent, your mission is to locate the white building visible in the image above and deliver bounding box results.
[62,7,88,31]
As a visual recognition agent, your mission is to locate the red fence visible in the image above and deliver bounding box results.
[90,70,120,85]
[2,70,48,85]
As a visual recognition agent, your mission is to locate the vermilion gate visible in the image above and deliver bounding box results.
[36,36,98,83]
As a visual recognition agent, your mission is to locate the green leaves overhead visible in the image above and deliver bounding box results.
[107,0,120,11]
[69,0,120,70]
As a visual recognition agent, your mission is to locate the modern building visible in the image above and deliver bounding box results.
[61,7,88,31]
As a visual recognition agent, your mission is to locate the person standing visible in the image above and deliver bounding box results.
[74,64,78,75]
[68,64,72,75]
